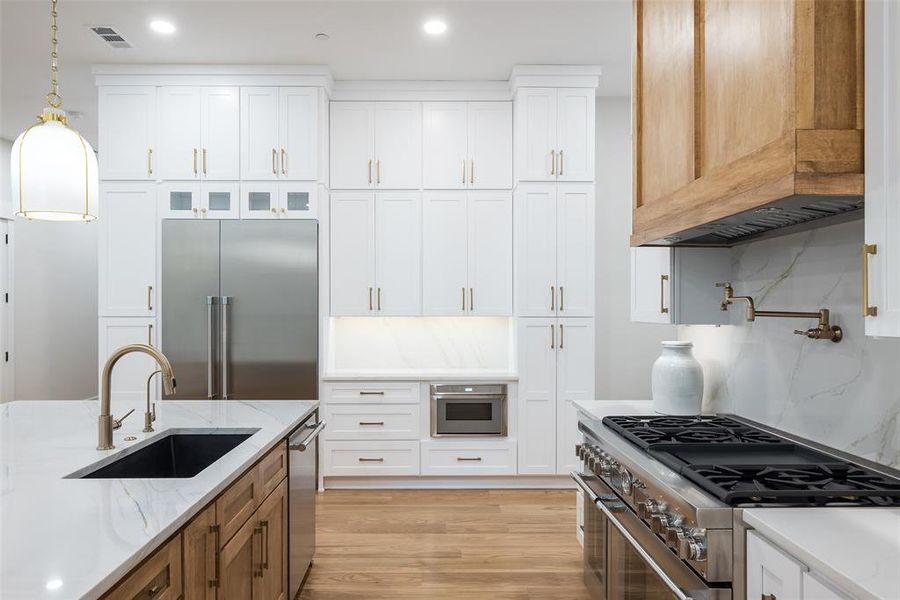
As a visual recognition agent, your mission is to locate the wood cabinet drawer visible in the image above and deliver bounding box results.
[103,535,182,600]
[420,440,517,475]
[216,465,261,548]
[257,441,287,498]
[323,403,420,440]
[324,440,420,476]
[324,381,419,404]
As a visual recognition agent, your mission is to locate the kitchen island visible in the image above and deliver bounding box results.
[0,399,318,599]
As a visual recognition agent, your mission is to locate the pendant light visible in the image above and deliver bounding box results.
[10,0,98,222]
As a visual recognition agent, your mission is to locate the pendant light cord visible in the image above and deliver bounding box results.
[46,0,62,108]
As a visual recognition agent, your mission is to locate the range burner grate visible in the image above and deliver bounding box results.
[602,415,784,449]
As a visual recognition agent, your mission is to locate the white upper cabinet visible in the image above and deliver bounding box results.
[555,317,594,474]
[98,86,156,180]
[865,0,900,337]
[242,87,319,181]
[158,86,239,181]
[423,102,512,189]
[630,247,731,325]
[516,182,594,317]
[423,103,469,189]
[98,183,157,316]
[330,192,376,315]
[422,191,512,315]
[240,181,318,220]
[515,87,594,182]
[374,103,422,189]
[331,102,422,189]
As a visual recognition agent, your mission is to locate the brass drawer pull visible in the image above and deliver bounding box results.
[550,285,555,311]
[359,421,385,426]
[359,457,385,462]
[271,148,277,175]
[260,519,270,570]
[550,150,556,175]
[761,595,776,600]
[147,285,153,311]
[252,525,264,577]
[660,274,669,314]
[457,457,482,462]
[147,148,153,176]
[359,391,385,396]
[193,148,198,175]
[550,324,555,349]
[863,244,878,317]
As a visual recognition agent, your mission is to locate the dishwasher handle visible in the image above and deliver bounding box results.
[289,421,326,451]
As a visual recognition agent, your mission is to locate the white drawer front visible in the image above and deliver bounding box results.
[421,441,517,475]
[323,403,421,440]
[324,440,420,476]
[323,382,420,404]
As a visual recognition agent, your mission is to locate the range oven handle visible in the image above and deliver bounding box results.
[570,473,695,600]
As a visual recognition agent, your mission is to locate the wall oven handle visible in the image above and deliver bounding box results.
[289,421,327,451]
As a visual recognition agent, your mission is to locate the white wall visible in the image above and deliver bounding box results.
[594,97,676,399]
[0,137,98,400]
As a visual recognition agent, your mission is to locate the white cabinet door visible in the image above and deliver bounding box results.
[670,248,731,325]
[278,182,318,219]
[865,0,900,337]
[374,102,422,189]
[468,191,512,315]
[98,86,156,180]
[240,182,278,219]
[158,87,201,180]
[746,531,805,600]
[556,184,594,317]
[422,192,468,315]
[330,102,376,189]
[467,102,512,189]
[422,103,468,189]
[330,192,376,315]
[375,192,421,315]
[515,88,557,182]
[98,317,158,413]
[240,87,279,180]
[515,184,557,316]
[158,181,201,220]
[556,318,594,474]
[279,87,318,180]
[201,87,240,180]
[631,247,673,324]
[556,88,595,182]
[201,181,240,219]
[98,184,157,317]
[517,318,558,474]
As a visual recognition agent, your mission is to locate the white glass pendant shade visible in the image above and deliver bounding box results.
[11,108,98,221]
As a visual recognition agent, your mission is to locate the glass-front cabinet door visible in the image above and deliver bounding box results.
[202,182,240,219]
[278,182,318,219]
[240,182,279,219]
[158,181,201,219]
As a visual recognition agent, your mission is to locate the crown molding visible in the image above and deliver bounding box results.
[508,65,602,92]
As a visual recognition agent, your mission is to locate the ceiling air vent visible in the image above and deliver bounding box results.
[90,26,133,49]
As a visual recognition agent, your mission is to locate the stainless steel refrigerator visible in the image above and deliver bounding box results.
[161,220,318,400]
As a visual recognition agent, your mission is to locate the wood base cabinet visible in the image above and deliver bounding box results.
[102,536,182,600]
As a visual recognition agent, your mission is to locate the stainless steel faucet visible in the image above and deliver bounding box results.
[99,344,176,450]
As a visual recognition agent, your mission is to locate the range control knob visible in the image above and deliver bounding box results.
[665,525,685,547]
[637,499,667,519]
[651,513,683,535]
[596,457,616,477]
[677,530,708,562]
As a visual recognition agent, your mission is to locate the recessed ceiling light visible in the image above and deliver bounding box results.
[149,20,176,35]
[315,32,330,41]
[423,19,447,36]
[45,579,63,591]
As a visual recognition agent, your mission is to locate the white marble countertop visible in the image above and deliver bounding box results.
[0,399,318,600]
[322,370,518,381]
[573,399,655,419]
[743,508,900,600]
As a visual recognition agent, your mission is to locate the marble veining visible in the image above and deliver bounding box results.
[0,399,318,599]
[679,220,900,469]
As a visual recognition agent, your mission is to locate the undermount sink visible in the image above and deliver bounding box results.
[73,429,258,479]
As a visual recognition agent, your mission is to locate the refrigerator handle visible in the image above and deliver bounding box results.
[206,296,218,399]
[221,296,231,399]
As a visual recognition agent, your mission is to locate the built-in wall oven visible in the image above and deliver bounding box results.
[430,384,507,437]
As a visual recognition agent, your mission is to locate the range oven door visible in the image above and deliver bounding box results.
[573,472,730,600]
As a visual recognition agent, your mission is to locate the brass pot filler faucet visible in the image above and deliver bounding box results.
[716,282,843,343]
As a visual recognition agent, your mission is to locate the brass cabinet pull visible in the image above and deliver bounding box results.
[147,148,153,176]
[863,244,878,317]
[271,148,277,175]
[281,148,287,175]
[147,324,153,345]
[202,148,207,175]
[368,159,373,184]
[550,324,555,349]
[376,160,381,184]
[252,525,264,577]
[660,274,669,314]
[550,150,556,175]
[462,287,466,311]
[470,288,474,311]
[559,150,564,176]
[260,519,270,570]
[462,160,466,184]
[148,584,162,597]
[359,421,385,426]
[559,286,564,311]
[359,457,385,462]
[147,285,153,311]
[550,285,556,311]
[369,287,373,311]
[193,148,198,175]
[457,457,482,462]
[559,323,564,349]
[377,287,382,310]
[208,524,221,588]
[470,159,474,184]
[761,595,776,600]
[359,391,385,396]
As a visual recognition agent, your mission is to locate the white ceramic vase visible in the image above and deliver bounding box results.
[651,341,704,415]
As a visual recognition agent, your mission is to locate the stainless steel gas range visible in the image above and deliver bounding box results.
[572,413,900,600]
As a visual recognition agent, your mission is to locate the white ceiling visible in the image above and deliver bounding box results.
[1,0,631,148]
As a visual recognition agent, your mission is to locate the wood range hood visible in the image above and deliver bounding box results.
[631,0,864,247]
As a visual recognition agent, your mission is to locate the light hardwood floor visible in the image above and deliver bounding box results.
[298,489,590,600]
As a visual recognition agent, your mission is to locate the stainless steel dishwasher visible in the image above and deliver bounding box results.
[288,414,326,598]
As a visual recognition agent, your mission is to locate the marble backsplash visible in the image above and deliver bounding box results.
[678,219,900,469]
